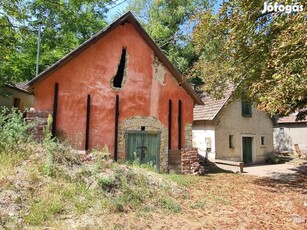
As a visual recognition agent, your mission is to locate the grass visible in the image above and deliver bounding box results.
[160,198,181,213]
[1,148,306,229]
[0,139,183,228]
[23,169,103,226]
[163,173,200,186]
[1,110,305,229]
[0,148,31,178]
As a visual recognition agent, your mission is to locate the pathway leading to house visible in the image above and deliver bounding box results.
[243,161,307,180]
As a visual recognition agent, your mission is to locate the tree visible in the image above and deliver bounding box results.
[0,0,113,94]
[124,0,211,75]
[192,0,307,118]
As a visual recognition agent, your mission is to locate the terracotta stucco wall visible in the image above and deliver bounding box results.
[215,100,274,163]
[32,23,194,166]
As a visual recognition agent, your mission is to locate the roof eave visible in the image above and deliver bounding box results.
[27,11,203,105]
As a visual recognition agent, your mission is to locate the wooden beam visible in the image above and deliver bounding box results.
[114,95,119,162]
[85,94,91,151]
[168,100,172,149]
[51,83,58,138]
[178,100,182,150]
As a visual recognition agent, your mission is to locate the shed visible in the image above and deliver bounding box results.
[27,12,203,172]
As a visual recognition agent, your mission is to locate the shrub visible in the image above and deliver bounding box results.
[265,152,281,164]
[0,107,31,152]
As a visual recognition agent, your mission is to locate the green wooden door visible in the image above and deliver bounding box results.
[242,137,253,164]
[126,131,160,168]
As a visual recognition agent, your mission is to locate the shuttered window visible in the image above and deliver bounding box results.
[241,101,252,117]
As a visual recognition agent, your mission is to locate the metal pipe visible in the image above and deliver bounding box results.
[35,24,42,78]
[85,95,91,151]
[52,83,58,138]
[114,95,119,161]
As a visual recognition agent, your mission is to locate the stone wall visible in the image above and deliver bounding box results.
[118,116,169,172]
[181,148,199,174]
[184,123,193,149]
[25,110,52,142]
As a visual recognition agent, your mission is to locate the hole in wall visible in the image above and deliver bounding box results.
[113,48,127,88]
[141,126,145,131]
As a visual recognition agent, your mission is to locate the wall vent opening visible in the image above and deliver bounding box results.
[113,48,127,88]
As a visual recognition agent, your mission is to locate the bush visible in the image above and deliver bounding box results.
[265,152,281,164]
[0,107,31,152]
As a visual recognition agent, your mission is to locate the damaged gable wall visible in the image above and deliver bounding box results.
[31,22,194,172]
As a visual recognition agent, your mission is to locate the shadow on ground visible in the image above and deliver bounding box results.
[199,156,235,174]
[252,165,307,194]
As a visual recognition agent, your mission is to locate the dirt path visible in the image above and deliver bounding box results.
[243,163,306,179]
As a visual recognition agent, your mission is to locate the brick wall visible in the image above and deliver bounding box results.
[25,110,52,142]
[181,148,199,174]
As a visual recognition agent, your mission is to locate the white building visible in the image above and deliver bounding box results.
[274,113,307,154]
[193,90,274,164]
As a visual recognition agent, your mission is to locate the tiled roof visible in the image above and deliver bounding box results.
[5,82,31,94]
[276,113,307,124]
[193,88,233,121]
[14,82,29,91]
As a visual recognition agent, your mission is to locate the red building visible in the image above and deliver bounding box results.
[27,12,203,172]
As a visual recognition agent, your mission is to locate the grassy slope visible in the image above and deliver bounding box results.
[0,144,306,229]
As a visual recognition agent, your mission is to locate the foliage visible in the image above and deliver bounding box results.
[160,198,181,213]
[192,0,307,118]
[42,114,56,176]
[0,0,113,92]
[265,152,282,164]
[0,107,34,179]
[42,114,81,175]
[0,107,31,151]
[164,174,199,186]
[124,0,212,74]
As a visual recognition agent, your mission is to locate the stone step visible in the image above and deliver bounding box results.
[168,169,181,174]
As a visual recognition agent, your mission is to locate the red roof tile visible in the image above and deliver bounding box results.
[193,88,233,121]
[276,113,307,123]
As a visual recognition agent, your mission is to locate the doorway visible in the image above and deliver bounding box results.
[242,136,253,164]
[125,131,160,168]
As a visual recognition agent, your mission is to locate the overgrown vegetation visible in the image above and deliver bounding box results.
[0,107,33,177]
[0,110,182,228]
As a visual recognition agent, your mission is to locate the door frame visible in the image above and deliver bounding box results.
[125,130,161,168]
[241,134,256,164]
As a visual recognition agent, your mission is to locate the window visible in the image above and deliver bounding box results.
[241,101,252,117]
[279,128,284,135]
[261,136,265,146]
[229,135,234,148]
[13,98,21,109]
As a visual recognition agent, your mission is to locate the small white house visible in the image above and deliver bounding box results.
[193,90,274,164]
[0,83,34,111]
[274,113,307,154]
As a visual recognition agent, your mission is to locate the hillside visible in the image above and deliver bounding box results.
[0,143,306,229]
[0,109,306,229]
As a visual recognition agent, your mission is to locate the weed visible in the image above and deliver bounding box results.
[0,107,31,152]
[163,174,197,186]
[160,198,181,213]
[98,175,116,192]
[190,201,206,209]
[25,195,64,225]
